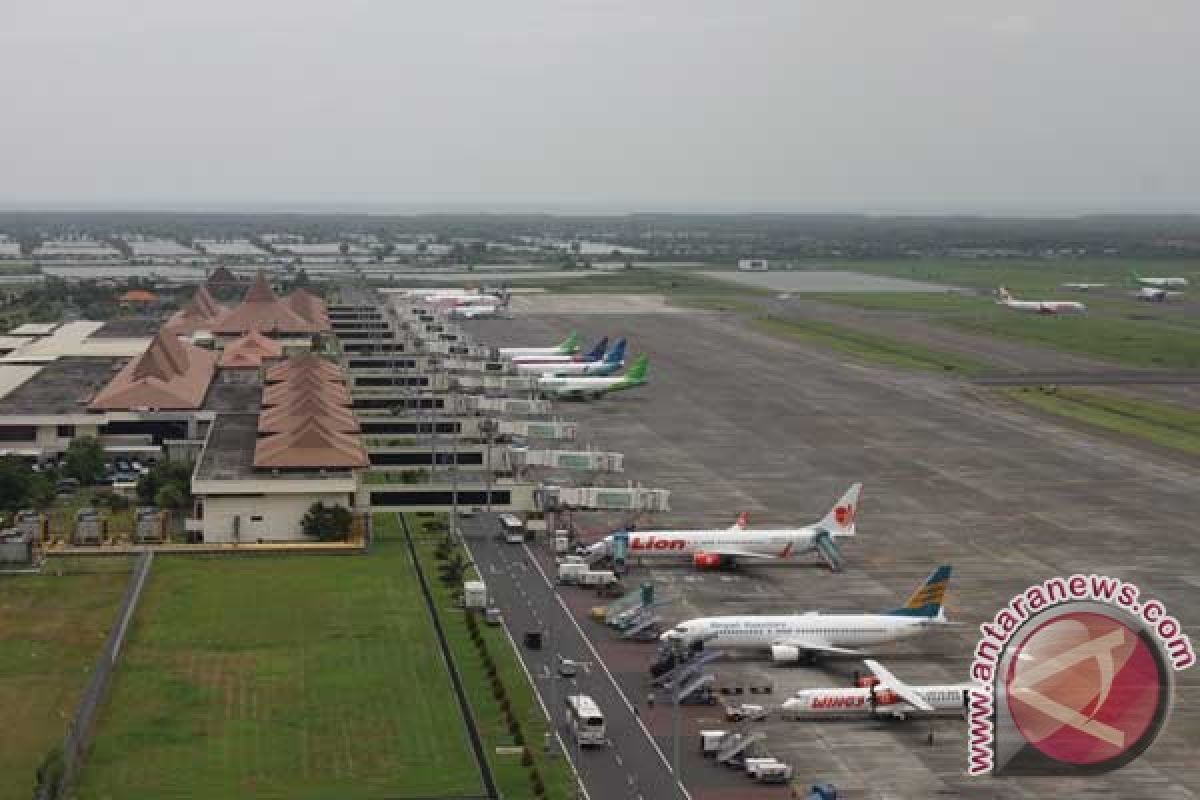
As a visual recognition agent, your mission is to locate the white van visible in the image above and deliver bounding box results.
[498,514,525,543]
[566,694,606,747]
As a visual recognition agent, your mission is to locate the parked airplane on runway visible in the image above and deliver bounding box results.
[996,287,1086,315]
[1137,287,1185,302]
[780,659,971,719]
[583,484,861,570]
[498,331,579,358]
[538,354,649,400]
[517,339,626,376]
[447,302,503,319]
[661,566,953,663]
[1131,271,1189,289]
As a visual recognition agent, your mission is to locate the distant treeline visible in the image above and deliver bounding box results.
[2,211,1200,259]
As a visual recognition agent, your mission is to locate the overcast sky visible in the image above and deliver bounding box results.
[0,1,1197,213]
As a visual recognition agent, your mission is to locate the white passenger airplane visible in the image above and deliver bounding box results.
[1136,287,1185,302]
[1131,271,1189,288]
[996,287,1086,315]
[780,659,971,719]
[583,484,861,569]
[661,566,952,663]
[1061,282,1107,291]
[538,355,649,400]
[446,303,502,319]
[498,331,579,358]
[517,339,626,376]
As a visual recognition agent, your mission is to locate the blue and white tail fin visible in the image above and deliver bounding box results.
[816,483,861,537]
[884,566,952,619]
[582,337,609,362]
[604,338,627,364]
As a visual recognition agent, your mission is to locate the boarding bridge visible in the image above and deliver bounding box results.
[467,396,553,415]
[498,419,577,441]
[536,486,671,513]
[511,449,623,472]
[455,373,540,393]
[366,479,536,513]
[367,441,509,472]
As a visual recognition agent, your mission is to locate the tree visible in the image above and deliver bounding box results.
[300,501,353,541]
[0,457,33,512]
[154,484,186,511]
[64,436,105,484]
[137,461,192,506]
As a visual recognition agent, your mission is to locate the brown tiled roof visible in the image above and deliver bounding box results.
[253,417,368,469]
[165,285,227,334]
[285,288,331,329]
[211,271,322,335]
[262,374,351,406]
[206,266,243,287]
[264,353,344,384]
[258,392,360,433]
[219,331,284,368]
[89,330,217,410]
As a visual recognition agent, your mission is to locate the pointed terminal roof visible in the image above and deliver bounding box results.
[165,285,227,334]
[219,330,284,368]
[206,265,243,287]
[211,271,319,335]
[265,353,344,384]
[89,330,217,410]
[285,288,331,329]
[258,392,360,434]
[253,417,368,469]
[262,374,351,406]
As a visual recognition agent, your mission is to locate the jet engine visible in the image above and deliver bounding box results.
[770,644,801,663]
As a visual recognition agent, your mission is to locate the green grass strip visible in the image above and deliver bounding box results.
[1004,387,1200,456]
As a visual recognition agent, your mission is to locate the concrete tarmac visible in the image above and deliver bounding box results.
[463,307,1200,799]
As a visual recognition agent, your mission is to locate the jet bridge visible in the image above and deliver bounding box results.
[498,419,577,441]
[467,396,553,415]
[510,448,623,472]
[536,485,670,513]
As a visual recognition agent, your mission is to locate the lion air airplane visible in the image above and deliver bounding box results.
[780,659,972,720]
[660,565,952,663]
[584,484,861,570]
[996,287,1086,315]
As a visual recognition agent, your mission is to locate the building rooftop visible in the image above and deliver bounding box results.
[201,380,263,413]
[265,353,344,384]
[219,331,283,368]
[254,417,369,469]
[210,272,324,335]
[166,285,227,335]
[0,357,122,415]
[89,330,216,411]
[258,392,360,434]
[93,318,164,338]
[196,413,356,481]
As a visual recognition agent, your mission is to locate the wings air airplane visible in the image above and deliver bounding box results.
[516,338,626,376]
[660,566,953,664]
[584,483,861,570]
[1131,271,1189,289]
[498,330,579,358]
[781,659,972,720]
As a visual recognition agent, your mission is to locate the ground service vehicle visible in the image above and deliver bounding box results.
[499,514,525,543]
[565,694,606,747]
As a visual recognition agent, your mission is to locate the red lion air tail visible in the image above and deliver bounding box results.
[817,483,861,537]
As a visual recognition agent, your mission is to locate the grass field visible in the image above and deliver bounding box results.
[1004,387,1200,457]
[76,519,483,800]
[408,515,576,799]
[806,292,990,313]
[753,316,990,375]
[0,558,131,800]
[833,258,1200,293]
[944,310,1200,369]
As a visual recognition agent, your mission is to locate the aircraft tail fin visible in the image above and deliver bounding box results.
[731,511,749,530]
[817,483,861,537]
[557,330,580,354]
[605,338,627,364]
[620,354,649,385]
[996,287,1013,304]
[885,566,952,618]
[582,337,608,362]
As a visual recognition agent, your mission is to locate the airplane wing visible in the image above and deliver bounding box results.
[775,638,863,656]
[864,659,933,712]
[700,547,777,560]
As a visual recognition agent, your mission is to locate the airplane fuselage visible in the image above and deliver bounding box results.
[604,528,825,561]
[667,613,936,654]
[782,685,971,718]
[1137,277,1189,288]
[1002,299,1087,314]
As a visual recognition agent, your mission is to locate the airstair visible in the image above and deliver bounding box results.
[652,649,723,690]
[716,731,767,765]
[813,530,845,572]
[676,674,716,705]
